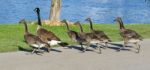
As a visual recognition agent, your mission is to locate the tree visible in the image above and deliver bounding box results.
[45,0,71,26]
[49,0,61,22]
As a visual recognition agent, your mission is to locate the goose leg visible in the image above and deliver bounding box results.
[47,47,51,53]
[46,44,51,52]
[31,49,36,54]
[123,42,127,48]
[95,43,101,54]
[95,43,99,49]
[79,42,84,51]
[120,41,127,50]
[83,43,90,52]
[37,47,41,51]
[120,38,127,50]
[98,44,102,54]
[36,46,44,55]
[37,44,44,53]
[135,42,140,53]
[104,42,108,49]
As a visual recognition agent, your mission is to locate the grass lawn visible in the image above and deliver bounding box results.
[0,24,150,52]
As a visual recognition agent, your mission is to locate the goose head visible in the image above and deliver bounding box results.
[61,19,67,23]
[85,17,91,22]
[34,7,40,14]
[74,21,80,25]
[114,17,123,25]
[114,17,125,30]
[114,17,122,22]
[19,19,26,24]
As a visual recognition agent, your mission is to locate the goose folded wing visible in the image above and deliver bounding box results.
[38,28,61,41]
[93,30,105,36]
[122,29,142,39]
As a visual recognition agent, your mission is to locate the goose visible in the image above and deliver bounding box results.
[34,7,63,47]
[114,17,143,53]
[74,21,102,54]
[85,18,111,48]
[61,19,85,50]
[19,19,50,54]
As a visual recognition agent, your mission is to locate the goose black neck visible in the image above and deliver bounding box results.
[64,21,70,31]
[23,21,29,33]
[120,19,125,29]
[36,10,42,26]
[89,19,94,31]
[78,23,83,32]
[118,19,125,29]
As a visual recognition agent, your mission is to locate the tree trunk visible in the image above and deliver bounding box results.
[49,0,61,21]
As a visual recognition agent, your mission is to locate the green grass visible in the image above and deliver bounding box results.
[0,24,150,52]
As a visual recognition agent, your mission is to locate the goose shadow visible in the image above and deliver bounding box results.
[18,46,62,53]
[18,46,32,52]
[88,44,121,51]
[107,43,131,52]
[50,48,62,52]
[66,45,94,52]
[18,46,43,55]
[90,45,97,49]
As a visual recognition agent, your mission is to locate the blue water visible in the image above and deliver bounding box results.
[0,0,150,24]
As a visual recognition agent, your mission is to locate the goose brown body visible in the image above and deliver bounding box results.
[34,8,61,46]
[114,17,143,53]
[85,18,111,48]
[37,28,60,42]
[62,20,85,50]
[75,21,102,53]
[20,19,50,53]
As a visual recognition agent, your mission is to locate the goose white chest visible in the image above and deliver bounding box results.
[47,40,61,46]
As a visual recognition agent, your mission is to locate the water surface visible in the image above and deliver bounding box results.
[0,0,150,24]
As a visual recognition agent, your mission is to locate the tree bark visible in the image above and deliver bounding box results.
[49,0,61,21]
